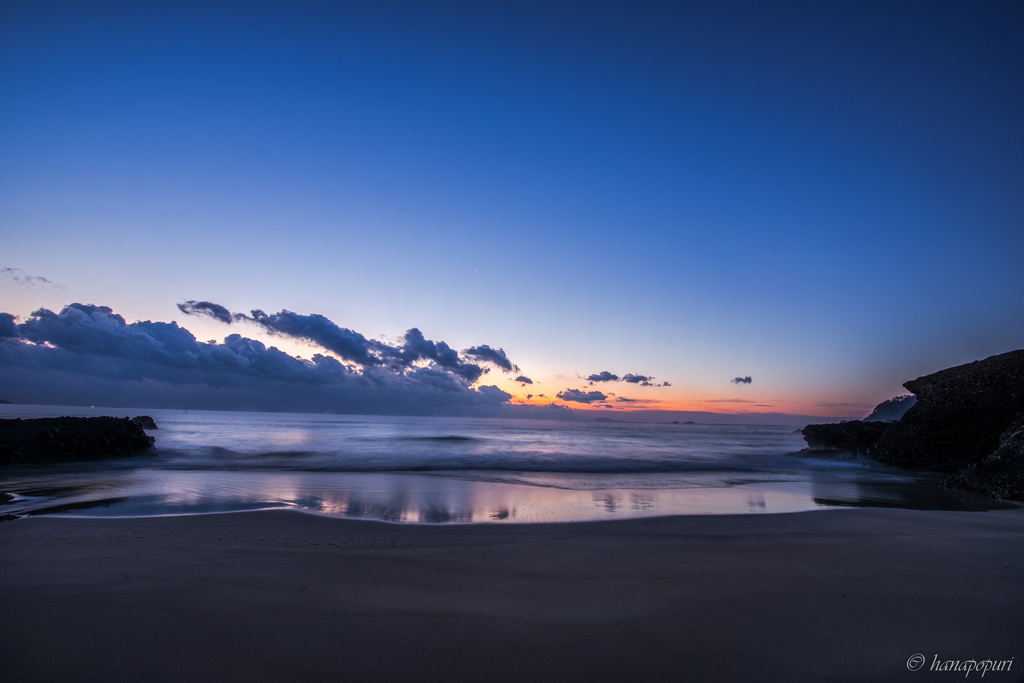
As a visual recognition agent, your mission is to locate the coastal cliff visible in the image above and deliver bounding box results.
[0,416,156,465]
[802,349,1024,501]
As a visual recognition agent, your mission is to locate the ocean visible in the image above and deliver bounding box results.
[0,405,972,522]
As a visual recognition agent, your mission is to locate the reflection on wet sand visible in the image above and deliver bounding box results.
[1,468,996,523]
[809,478,1006,511]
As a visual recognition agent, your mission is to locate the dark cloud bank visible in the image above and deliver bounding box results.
[0,303,565,419]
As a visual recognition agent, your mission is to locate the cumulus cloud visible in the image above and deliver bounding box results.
[0,303,522,417]
[622,374,651,384]
[586,371,619,382]
[1,267,66,290]
[0,313,17,338]
[731,376,753,384]
[515,375,533,384]
[557,389,608,404]
[463,345,518,373]
[177,300,521,384]
[392,328,484,382]
[246,308,383,367]
[177,300,237,325]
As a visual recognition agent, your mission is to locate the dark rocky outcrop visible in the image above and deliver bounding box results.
[131,415,158,429]
[939,416,1024,501]
[802,349,1024,501]
[870,350,1024,472]
[801,421,890,453]
[0,416,156,466]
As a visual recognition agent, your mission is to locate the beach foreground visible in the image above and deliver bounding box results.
[2,509,1022,683]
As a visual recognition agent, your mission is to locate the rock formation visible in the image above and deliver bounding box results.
[802,349,1024,501]
[131,415,158,429]
[0,416,156,466]
[801,421,889,453]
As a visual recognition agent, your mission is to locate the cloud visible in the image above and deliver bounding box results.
[585,371,670,387]
[586,371,619,382]
[475,385,513,404]
[0,313,17,338]
[731,376,753,384]
[616,397,636,402]
[1,267,66,290]
[462,345,518,373]
[556,389,608,404]
[178,300,237,325]
[177,300,516,384]
[393,328,484,382]
[705,399,756,403]
[526,394,533,399]
[0,303,524,417]
[515,375,533,384]
[246,308,383,367]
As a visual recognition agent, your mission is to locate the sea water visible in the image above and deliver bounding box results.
[0,405,972,522]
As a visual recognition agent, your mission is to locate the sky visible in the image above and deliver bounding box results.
[1,0,1022,422]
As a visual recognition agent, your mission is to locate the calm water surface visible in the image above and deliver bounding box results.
[0,406,976,523]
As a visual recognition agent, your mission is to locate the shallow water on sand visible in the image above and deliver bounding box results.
[0,406,982,522]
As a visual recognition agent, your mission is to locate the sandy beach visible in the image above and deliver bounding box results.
[2,508,1021,683]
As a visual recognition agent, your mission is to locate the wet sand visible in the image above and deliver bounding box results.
[2,508,1022,683]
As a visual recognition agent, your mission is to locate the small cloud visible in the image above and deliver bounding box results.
[526,394,533,399]
[537,394,547,398]
[661,382,671,387]
[178,300,237,325]
[557,388,608,404]
[616,397,636,402]
[754,404,774,407]
[731,376,753,384]
[622,374,651,384]
[706,399,756,403]
[514,375,533,385]
[463,345,518,373]
[1,267,66,290]
[586,371,619,382]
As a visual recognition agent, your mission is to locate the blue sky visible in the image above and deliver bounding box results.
[1,0,1022,419]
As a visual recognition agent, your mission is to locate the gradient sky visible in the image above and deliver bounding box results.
[1,0,1022,420]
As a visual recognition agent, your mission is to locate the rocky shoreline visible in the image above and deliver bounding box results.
[0,416,157,466]
[802,349,1024,501]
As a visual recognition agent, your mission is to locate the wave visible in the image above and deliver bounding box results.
[393,436,483,442]
[146,446,868,475]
